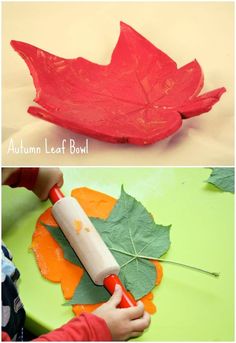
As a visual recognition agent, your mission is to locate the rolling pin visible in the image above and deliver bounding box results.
[49,185,136,308]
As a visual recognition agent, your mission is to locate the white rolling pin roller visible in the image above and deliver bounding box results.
[51,195,120,285]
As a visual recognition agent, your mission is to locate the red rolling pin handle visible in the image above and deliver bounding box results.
[49,186,136,308]
[49,185,65,203]
[103,274,136,308]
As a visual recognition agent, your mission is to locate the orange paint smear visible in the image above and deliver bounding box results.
[71,187,117,219]
[31,208,83,299]
[74,220,82,234]
[32,187,162,315]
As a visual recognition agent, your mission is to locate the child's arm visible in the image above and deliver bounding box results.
[2,168,63,200]
[32,313,111,341]
[33,286,150,341]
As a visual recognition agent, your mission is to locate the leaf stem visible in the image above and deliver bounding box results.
[109,248,219,277]
[147,257,219,277]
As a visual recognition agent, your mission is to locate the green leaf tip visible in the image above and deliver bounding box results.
[206,168,234,193]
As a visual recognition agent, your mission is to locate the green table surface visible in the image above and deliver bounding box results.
[2,168,234,341]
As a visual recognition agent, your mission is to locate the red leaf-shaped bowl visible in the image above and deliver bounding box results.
[11,22,226,145]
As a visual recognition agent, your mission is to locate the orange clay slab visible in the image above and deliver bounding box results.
[31,187,163,315]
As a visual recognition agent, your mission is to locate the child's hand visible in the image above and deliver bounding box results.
[33,168,64,200]
[93,285,151,340]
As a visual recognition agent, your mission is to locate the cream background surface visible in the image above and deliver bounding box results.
[2,2,234,166]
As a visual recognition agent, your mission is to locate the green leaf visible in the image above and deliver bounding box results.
[119,258,157,300]
[42,186,171,304]
[90,187,171,299]
[207,168,234,193]
[66,272,110,305]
